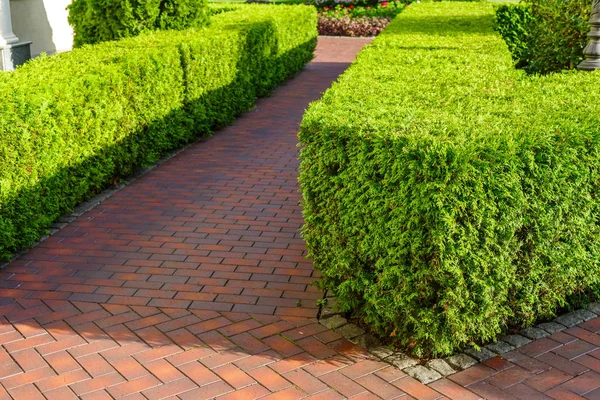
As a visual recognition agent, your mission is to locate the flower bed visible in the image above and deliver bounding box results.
[317,1,406,36]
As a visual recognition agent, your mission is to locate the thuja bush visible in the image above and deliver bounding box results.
[68,0,210,46]
[495,4,532,69]
[527,0,590,73]
[300,1,600,356]
[495,0,590,74]
[0,4,317,260]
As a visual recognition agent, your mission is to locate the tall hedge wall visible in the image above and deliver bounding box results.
[299,1,600,356]
[0,4,317,261]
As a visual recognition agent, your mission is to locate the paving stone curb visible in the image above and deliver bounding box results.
[0,139,199,271]
[317,292,600,384]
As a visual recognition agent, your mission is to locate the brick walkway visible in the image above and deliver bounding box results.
[1,37,600,400]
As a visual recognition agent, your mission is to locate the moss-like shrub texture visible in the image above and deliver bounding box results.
[495,1,590,74]
[68,0,211,46]
[527,0,590,73]
[299,1,600,357]
[495,4,533,69]
[0,4,317,261]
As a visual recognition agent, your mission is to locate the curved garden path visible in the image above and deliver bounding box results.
[0,37,600,399]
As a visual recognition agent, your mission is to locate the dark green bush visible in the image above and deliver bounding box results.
[0,4,317,261]
[157,0,210,29]
[495,4,532,68]
[68,0,210,46]
[300,1,600,356]
[527,0,590,73]
[495,0,590,74]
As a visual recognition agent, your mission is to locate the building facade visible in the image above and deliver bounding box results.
[0,0,74,70]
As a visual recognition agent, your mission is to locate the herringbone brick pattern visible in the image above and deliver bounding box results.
[0,37,599,399]
[442,321,600,399]
[0,299,399,399]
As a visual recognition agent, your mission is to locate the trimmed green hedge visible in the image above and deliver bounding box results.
[495,4,532,69]
[495,1,590,74]
[0,4,317,261]
[68,0,211,46]
[300,1,600,356]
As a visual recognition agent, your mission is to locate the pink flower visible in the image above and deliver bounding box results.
[381,1,388,5]
[349,4,354,8]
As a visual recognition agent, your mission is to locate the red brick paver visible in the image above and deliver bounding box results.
[0,36,599,399]
[455,323,600,399]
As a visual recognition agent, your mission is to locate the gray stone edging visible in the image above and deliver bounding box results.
[317,292,600,384]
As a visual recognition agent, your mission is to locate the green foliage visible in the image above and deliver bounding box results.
[157,0,211,30]
[300,2,600,357]
[526,0,590,73]
[0,4,317,261]
[495,4,532,68]
[495,0,590,74]
[68,0,211,46]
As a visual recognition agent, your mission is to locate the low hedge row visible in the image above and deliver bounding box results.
[300,1,600,356]
[0,4,317,261]
[68,0,211,46]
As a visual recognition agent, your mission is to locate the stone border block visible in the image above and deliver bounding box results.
[446,353,477,370]
[502,334,531,348]
[426,359,455,377]
[404,365,442,384]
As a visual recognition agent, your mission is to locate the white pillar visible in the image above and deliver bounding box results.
[0,0,19,47]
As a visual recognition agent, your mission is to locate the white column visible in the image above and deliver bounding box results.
[0,0,19,47]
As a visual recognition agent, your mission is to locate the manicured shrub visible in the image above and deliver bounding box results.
[495,4,533,68]
[0,4,317,261]
[495,0,590,74]
[68,0,210,46]
[526,0,590,73]
[300,1,600,356]
[157,0,210,30]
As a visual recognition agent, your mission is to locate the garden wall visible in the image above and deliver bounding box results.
[300,1,600,356]
[0,4,317,261]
